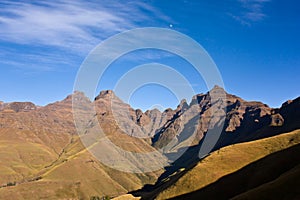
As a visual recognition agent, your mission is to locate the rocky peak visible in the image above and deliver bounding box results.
[210,85,225,92]
[282,97,300,107]
[134,109,150,126]
[163,108,176,119]
[94,90,115,100]
[145,108,161,116]
[64,91,86,99]
[190,93,206,106]
[177,99,189,111]
[4,102,36,112]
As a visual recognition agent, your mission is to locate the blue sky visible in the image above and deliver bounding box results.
[0,0,299,110]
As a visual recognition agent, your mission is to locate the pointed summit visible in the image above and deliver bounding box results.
[208,85,227,102]
[177,99,189,111]
[94,90,115,101]
[63,91,88,101]
[210,85,225,92]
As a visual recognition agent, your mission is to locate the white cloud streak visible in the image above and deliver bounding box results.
[0,0,169,51]
[232,0,271,25]
[0,0,169,71]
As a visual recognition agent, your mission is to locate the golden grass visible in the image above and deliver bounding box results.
[0,140,57,186]
[0,134,161,199]
[156,129,300,200]
[232,164,300,200]
[112,194,141,200]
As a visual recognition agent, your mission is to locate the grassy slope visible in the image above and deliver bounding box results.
[0,98,164,199]
[0,127,66,186]
[171,139,300,199]
[155,129,300,200]
[0,140,56,185]
[231,164,300,200]
[0,134,161,199]
[113,194,141,200]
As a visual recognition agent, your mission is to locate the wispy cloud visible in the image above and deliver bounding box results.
[231,0,271,25]
[0,47,79,73]
[0,0,169,71]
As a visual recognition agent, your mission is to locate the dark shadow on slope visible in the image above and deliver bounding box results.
[130,123,225,200]
[176,115,200,144]
[130,145,201,200]
[213,97,300,151]
[232,164,300,200]
[131,97,300,200]
[170,143,300,200]
[238,97,300,143]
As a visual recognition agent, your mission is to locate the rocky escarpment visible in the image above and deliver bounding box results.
[88,87,300,159]
[93,90,175,139]
[0,102,36,112]
[0,88,299,199]
[151,86,274,153]
[1,88,298,159]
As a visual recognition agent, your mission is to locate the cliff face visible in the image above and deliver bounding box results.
[1,89,298,158]
[0,102,36,112]
[77,88,300,169]
[148,88,299,154]
[0,92,162,199]
[0,89,299,199]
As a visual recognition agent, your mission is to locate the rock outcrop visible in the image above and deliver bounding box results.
[0,102,36,112]
[0,88,299,199]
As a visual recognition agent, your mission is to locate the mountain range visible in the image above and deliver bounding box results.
[0,87,299,199]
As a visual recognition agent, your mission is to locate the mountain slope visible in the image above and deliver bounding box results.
[0,93,163,199]
[153,129,300,200]
[0,89,299,199]
[232,163,300,200]
[0,136,160,199]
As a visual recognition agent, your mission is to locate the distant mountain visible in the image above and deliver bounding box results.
[0,101,36,112]
[0,88,299,199]
[0,92,162,199]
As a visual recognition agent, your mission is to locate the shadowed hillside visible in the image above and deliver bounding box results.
[171,137,300,199]
[0,93,163,199]
[0,89,299,199]
[152,129,300,200]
